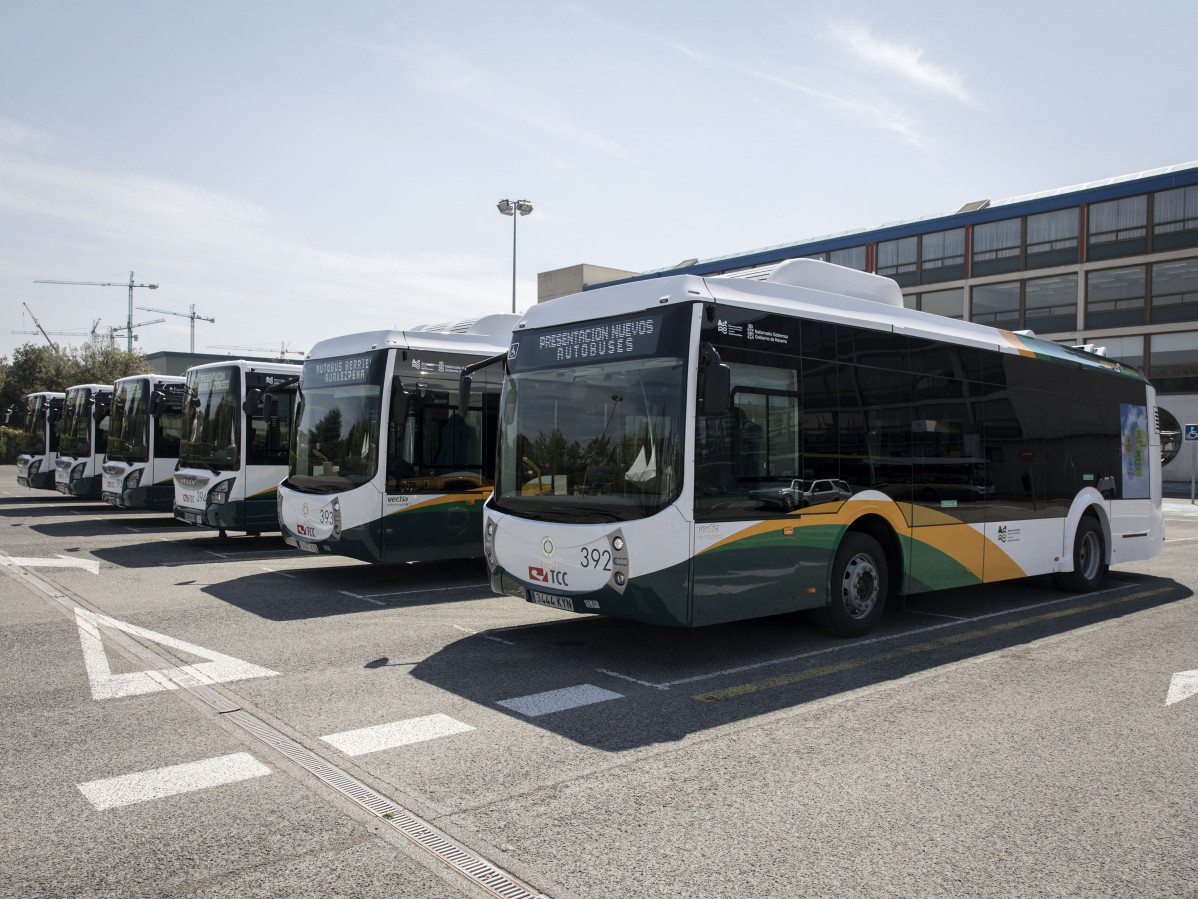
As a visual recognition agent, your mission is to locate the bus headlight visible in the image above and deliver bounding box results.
[71,462,86,481]
[126,468,143,490]
[208,479,233,505]
[331,499,342,539]
[483,517,496,567]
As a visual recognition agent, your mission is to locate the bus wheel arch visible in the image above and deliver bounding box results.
[814,517,897,637]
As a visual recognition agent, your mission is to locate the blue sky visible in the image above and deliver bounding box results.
[2,1,1195,358]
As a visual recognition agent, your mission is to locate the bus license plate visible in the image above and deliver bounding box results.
[532,591,574,612]
[296,540,320,554]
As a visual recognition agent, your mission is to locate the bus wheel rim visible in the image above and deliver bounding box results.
[1079,530,1101,580]
[841,552,879,618]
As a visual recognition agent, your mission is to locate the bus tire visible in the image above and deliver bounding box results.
[1055,516,1107,593]
[815,532,888,637]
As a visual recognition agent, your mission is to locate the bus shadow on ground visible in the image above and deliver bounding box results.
[200,558,493,621]
[89,533,298,567]
[409,573,1191,752]
[31,517,201,539]
[0,498,109,519]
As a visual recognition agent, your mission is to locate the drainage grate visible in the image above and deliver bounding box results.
[225,710,545,898]
[9,561,548,899]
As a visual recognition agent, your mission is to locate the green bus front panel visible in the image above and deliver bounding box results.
[381,499,484,564]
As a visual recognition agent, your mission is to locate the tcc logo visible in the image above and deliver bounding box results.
[529,566,568,587]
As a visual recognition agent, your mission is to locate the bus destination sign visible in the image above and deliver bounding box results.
[514,312,665,370]
[303,351,384,389]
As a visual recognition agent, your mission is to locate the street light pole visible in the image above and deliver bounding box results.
[497,199,533,314]
[34,271,159,352]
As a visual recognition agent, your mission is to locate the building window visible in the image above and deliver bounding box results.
[1086,266,1146,329]
[1148,330,1198,393]
[1150,257,1198,324]
[1025,209,1079,269]
[970,281,1021,329]
[876,237,918,285]
[911,287,965,319]
[1083,334,1144,370]
[971,218,1022,277]
[1153,185,1198,251]
[1088,195,1148,260]
[970,276,1077,334]
[1023,274,1078,332]
[829,246,867,271]
[919,228,966,284]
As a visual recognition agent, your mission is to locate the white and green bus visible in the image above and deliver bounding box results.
[484,260,1164,636]
[174,360,300,535]
[13,391,65,490]
[54,383,113,498]
[277,315,517,563]
[101,374,186,511]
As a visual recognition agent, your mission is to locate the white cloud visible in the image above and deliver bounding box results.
[0,139,518,356]
[828,21,974,106]
[566,6,925,146]
[369,40,637,166]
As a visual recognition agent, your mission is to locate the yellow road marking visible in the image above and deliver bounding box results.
[693,588,1170,702]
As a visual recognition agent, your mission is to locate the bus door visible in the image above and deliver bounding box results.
[907,383,988,592]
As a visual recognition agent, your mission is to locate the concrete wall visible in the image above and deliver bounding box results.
[537,264,640,303]
[1161,394,1198,481]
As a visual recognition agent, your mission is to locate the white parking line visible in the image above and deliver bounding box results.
[450,624,515,645]
[337,582,490,601]
[77,753,271,810]
[321,714,474,756]
[599,584,1139,691]
[498,684,623,717]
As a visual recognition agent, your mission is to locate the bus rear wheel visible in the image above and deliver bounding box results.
[1055,516,1107,592]
[815,532,888,637]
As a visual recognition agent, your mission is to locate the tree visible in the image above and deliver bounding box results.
[0,341,153,412]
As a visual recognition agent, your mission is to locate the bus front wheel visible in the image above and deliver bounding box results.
[1055,516,1107,593]
[815,532,888,637]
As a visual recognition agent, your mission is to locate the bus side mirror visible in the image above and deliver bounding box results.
[703,364,731,416]
[390,385,410,427]
[458,374,472,418]
[148,391,165,418]
[243,388,263,414]
[701,343,731,417]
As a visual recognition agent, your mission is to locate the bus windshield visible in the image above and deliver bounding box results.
[493,354,688,523]
[59,389,93,458]
[289,350,387,493]
[18,396,46,455]
[181,366,241,472]
[107,380,150,463]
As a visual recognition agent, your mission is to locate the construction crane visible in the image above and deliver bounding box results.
[34,271,159,351]
[208,341,306,361]
[13,302,61,352]
[137,304,214,353]
[13,305,107,346]
[108,318,166,343]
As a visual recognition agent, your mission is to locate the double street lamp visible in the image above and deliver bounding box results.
[497,199,533,314]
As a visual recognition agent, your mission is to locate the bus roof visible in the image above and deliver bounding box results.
[184,359,301,376]
[113,373,186,388]
[304,313,519,361]
[63,383,112,394]
[516,259,1145,380]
